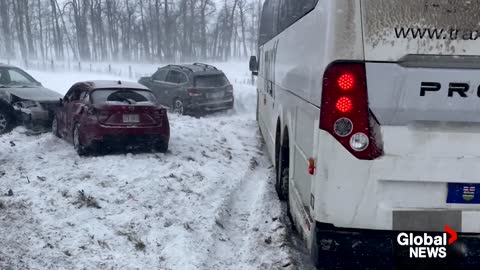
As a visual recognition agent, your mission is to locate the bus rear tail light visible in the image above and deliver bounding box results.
[320,62,383,160]
[308,158,316,175]
[335,97,353,113]
[337,73,355,90]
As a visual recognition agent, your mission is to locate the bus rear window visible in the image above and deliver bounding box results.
[194,75,229,88]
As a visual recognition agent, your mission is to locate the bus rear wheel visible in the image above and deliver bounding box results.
[276,135,289,201]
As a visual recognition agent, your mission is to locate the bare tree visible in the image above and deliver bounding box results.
[50,0,65,60]
[154,0,163,61]
[0,0,15,59]
[12,0,28,60]
[37,0,46,61]
[238,0,248,58]
[0,0,261,63]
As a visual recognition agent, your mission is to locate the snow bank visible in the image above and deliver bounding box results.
[0,63,292,270]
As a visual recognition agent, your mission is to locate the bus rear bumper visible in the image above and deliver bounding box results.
[311,222,480,269]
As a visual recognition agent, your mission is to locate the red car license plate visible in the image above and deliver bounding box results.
[123,114,139,123]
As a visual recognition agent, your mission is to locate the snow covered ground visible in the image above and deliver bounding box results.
[0,62,312,269]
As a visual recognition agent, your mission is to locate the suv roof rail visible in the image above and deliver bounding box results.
[168,64,193,72]
[193,63,218,70]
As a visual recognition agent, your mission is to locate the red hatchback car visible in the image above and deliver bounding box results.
[52,81,170,155]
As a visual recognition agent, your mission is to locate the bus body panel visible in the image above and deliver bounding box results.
[314,127,480,233]
[256,0,480,260]
[361,0,480,61]
[366,62,480,126]
[257,0,367,244]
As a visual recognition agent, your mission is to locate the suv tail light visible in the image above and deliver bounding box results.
[226,85,234,93]
[320,62,383,160]
[187,88,203,97]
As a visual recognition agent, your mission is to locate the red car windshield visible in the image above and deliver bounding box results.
[90,89,156,105]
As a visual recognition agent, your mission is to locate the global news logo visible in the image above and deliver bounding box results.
[396,225,458,259]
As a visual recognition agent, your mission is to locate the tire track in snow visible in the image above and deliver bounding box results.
[204,140,291,270]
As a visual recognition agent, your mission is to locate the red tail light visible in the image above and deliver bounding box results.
[153,108,167,120]
[335,97,353,113]
[187,88,202,97]
[337,73,355,90]
[88,107,110,122]
[98,110,110,122]
[320,62,383,160]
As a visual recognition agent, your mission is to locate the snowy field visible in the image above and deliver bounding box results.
[0,63,314,269]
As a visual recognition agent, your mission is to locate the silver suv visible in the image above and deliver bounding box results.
[139,63,234,115]
[0,64,61,134]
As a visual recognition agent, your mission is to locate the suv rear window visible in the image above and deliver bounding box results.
[91,89,156,104]
[194,75,229,88]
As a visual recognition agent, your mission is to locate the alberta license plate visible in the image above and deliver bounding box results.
[123,114,139,123]
[447,183,480,204]
[209,92,225,98]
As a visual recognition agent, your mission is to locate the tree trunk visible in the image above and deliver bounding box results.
[139,0,150,60]
[199,0,208,60]
[50,0,65,60]
[189,0,195,60]
[239,0,248,58]
[89,0,98,60]
[24,0,36,58]
[72,0,91,60]
[37,0,45,61]
[225,0,238,61]
[180,0,188,61]
[13,0,28,60]
[155,0,163,61]
[164,0,173,61]
[0,0,15,59]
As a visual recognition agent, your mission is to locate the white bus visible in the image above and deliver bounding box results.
[250,0,480,268]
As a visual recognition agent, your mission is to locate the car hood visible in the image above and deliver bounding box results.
[1,86,62,102]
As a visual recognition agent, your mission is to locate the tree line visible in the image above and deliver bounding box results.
[0,0,261,63]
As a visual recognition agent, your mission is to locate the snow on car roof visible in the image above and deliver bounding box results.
[0,63,20,68]
[167,64,224,75]
[77,80,150,91]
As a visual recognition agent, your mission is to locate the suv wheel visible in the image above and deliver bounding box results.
[0,109,13,135]
[173,99,185,115]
